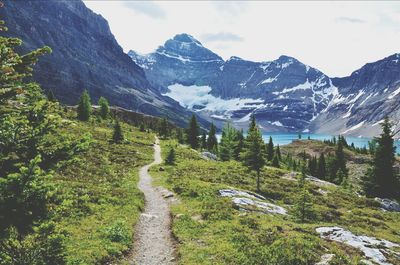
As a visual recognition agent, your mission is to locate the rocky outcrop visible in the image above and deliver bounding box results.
[375,198,400,212]
[219,189,287,215]
[316,226,399,265]
[0,0,199,127]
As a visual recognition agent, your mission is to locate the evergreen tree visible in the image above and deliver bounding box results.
[77,89,91,121]
[233,129,244,161]
[159,117,168,139]
[266,136,274,161]
[98,96,109,119]
[207,123,218,153]
[165,147,176,165]
[249,115,257,131]
[272,154,280,168]
[200,132,207,150]
[335,137,348,183]
[219,123,238,161]
[363,118,399,198]
[186,114,199,149]
[293,187,314,223]
[241,118,266,191]
[176,128,184,144]
[0,20,90,263]
[308,156,317,176]
[112,121,124,143]
[276,144,281,161]
[316,153,326,180]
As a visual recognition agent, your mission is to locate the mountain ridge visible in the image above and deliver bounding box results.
[129,33,400,137]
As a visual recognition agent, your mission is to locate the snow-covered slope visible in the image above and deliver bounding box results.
[310,53,400,137]
[129,34,338,132]
[129,34,400,136]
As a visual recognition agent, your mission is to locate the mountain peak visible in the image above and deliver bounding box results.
[172,33,202,45]
[156,33,222,62]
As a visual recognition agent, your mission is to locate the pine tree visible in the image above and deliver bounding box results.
[272,154,280,168]
[77,89,91,121]
[335,137,348,183]
[293,187,314,223]
[219,123,238,161]
[316,153,326,180]
[0,19,89,263]
[276,144,281,160]
[266,136,274,161]
[176,128,184,144]
[241,118,266,191]
[98,96,109,119]
[363,118,399,198]
[112,121,124,143]
[186,114,199,149]
[207,123,218,153]
[308,156,317,176]
[165,147,176,165]
[233,129,244,161]
[159,117,168,139]
[201,132,207,150]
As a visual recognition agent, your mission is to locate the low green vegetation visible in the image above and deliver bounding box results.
[149,115,400,264]
[151,138,400,264]
[52,112,154,264]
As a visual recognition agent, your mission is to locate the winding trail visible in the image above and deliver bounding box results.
[130,137,176,265]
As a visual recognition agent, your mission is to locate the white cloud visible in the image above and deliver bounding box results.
[335,16,365,23]
[200,32,243,42]
[83,1,400,77]
[123,1,166,19]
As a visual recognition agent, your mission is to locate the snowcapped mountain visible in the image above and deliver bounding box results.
[129,34,338,132]
[310,53,400,137]
[129,34,400,136]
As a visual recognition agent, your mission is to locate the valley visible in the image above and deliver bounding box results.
[1,1,400,265]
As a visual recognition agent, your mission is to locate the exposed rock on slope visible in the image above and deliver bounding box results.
[0,0,197,127]
[129,34,338,132]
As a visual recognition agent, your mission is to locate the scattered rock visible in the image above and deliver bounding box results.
[219,189,266,200]
[219,189,287,215]
[306,176,336,187]
[175,214,184,219]
[317,188,329,196]
[315,254,335,265]
[374,198,400,212]
[163,192,174,198]
[201,151,218,161]
[316,226,400,265]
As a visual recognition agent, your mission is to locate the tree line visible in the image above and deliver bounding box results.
[176,114,399,200]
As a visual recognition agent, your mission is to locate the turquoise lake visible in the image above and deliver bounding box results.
[217,132,400,153]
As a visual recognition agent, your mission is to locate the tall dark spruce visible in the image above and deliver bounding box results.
[363,118,399,199]
[241,116,266,191]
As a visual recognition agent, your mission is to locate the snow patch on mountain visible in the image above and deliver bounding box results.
[164,83,264,118]
[388,86,400,99]
[342,121,365,134]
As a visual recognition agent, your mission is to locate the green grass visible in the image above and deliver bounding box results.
[151,140,400,265]
[51,115,154,265]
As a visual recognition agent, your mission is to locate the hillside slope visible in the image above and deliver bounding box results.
[151,140,400,265]
[0,0,198,127]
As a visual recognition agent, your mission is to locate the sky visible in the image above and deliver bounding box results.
[83,1,400,77]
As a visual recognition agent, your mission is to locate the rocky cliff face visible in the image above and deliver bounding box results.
[130,34,400,136]
[0,0,197,127]
[310,53,400,137]
[130,34,338,132]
